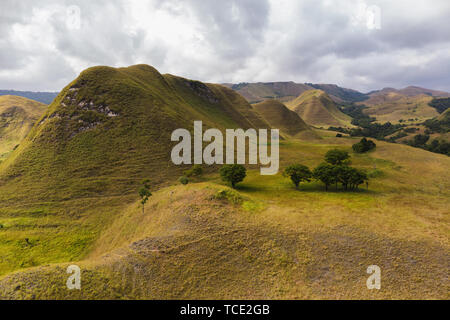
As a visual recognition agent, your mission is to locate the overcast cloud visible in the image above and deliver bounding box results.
[1,0,449,92]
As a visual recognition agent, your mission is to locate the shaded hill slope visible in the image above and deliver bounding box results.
[252,99,318,139]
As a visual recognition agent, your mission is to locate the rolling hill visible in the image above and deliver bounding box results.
[0,65,449,300]
[285,90,353,128]
[358,92,440,124]
[368,86,449,98]
[223,82,314,104]
[252,99,317,139]
[225,82,369,104]
[0,95,47,161]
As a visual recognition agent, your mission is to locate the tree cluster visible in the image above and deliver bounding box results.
[284,149,369,191]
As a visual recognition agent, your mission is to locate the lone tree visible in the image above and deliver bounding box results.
[219,164,246,188]
[138,179,152,214]
[325,149,350,165]
[352,138,376,153]
[284,164,312,189]
[313,163,336,191]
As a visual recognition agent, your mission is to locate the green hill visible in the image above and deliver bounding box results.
[252,99,319,139]
[358,92,439,124]
[0,95,47,161]
[286,90,353,128]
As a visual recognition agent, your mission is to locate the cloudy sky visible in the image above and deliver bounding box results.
[1,0,449,92]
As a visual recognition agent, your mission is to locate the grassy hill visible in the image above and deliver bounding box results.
[358,92,439,124]
[0,65,448,300]
[286,90,353,128]
[307,83,369,104]
[252,99,318,139]
[0,95,47,161]
[223,82,314,104]
[0,90,58,105]
[368,86,449,98]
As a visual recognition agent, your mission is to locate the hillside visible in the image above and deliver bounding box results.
[225,82,369,104]
[252,99,317,139]
[0,95,47,161]
[286,90,353,128]
[307,83,369,103]
[224,82,314,104]
[0,90,58,105]
[1,137,449,299]
[359,92,439,124]
[368,86,449,98]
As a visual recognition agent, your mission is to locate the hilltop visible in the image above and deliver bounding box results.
[368,86,449,98]
[0,95,47,161]
[252,99,317,139]
[285,90,353,128]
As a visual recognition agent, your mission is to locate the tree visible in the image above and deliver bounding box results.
[283,164,312,189]
[325,149,350,165]
[352,138,376,153]
[138,179,152,214]
[349,169,368,190]
[219,164,246,188]
[313,163,337,191]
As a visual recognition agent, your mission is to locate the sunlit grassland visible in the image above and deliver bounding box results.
[0,133,448,299]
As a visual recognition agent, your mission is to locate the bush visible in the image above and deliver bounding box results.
[352,138,376,153]
[219,164,246,188]
[336,133,343,137]
[179,176,189,185]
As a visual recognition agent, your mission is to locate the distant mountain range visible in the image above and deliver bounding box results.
[0,90,58,104]
[224,82,449,105]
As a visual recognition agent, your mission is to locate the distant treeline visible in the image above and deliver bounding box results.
[0,90,58,104]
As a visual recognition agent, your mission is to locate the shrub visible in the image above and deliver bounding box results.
[352,138,376,153]
[179,176,189,185]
